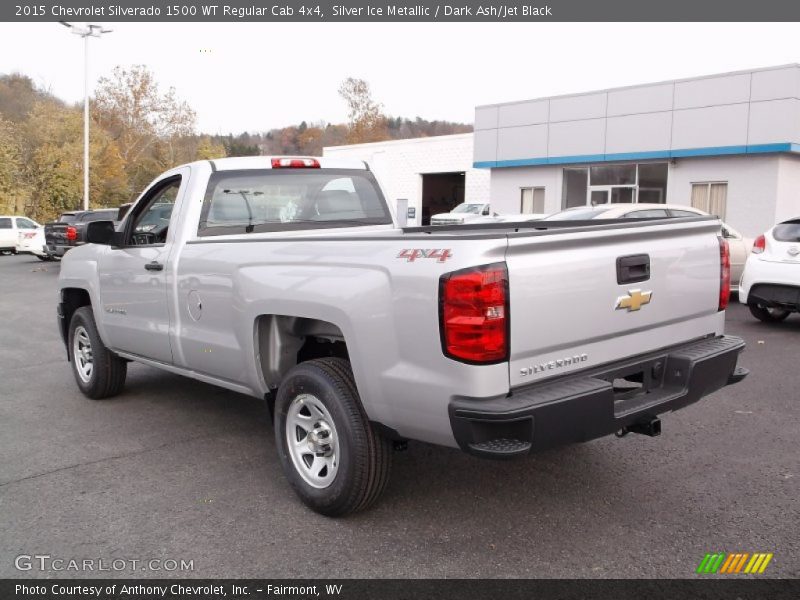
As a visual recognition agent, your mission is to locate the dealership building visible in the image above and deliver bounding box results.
[323,133,489,225]
[474,64,800,237]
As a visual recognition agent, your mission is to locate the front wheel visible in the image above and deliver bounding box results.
[274,358,392,517]
[68,306,127,399]
[748,303,791,323]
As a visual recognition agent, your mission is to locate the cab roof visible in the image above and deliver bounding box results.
[208,156,369,172]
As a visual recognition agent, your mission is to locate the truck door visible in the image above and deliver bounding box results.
[98,169,188,363]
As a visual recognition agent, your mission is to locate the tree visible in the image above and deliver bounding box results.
[0,73,53,123]
[20,101,127,221]
[195,136,227,160]
[93,65,196,196]
[338,78,388,144]
[0,117,26,214]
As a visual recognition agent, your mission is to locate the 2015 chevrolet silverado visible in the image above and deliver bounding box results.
[57,156,748,515]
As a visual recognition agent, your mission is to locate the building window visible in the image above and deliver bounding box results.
[590,165,636,186]
[562,168,588,208]
[691,182,728,219]
[637,163,669,203]
[521,187,545,213]
[562,162,668,208]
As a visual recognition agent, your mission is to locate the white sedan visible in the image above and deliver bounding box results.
[739,217,800,322]
[543,203,752,290]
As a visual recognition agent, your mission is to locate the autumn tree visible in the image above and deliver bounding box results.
[0,73,51,123]
[338,78,388,144]
[94,65,196,196]
[194,136,227,160]
[20,101,126,221]
[0,117,25,214]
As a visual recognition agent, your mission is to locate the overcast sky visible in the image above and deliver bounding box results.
[1,22,798,134]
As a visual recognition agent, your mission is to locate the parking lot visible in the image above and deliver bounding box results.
[0,252,797,579]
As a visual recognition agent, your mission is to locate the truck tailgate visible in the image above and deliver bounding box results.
[45,223,70,246]
[506,219,725,388]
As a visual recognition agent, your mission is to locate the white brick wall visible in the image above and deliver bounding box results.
[323,134,490,226]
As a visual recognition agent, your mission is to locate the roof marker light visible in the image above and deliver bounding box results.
[271,158,320,169]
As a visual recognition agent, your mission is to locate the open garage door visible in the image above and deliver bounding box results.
[421,172,465,225]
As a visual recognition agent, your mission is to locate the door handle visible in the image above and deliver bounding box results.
[616,254,650,284]
[144,261,164,272]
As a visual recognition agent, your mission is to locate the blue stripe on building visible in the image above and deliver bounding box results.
[473,143,799,169]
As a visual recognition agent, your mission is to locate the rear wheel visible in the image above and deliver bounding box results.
[68,306,127,399]
[748,302,791,323]
[274,357,392,516]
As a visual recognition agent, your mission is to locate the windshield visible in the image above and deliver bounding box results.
[199,168,391,236]
[452,204,484,214]
[773,219,800,242]
[80,210,118,222]
[543,207,611,220]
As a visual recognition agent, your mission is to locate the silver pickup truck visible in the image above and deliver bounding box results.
[57,156,748,515]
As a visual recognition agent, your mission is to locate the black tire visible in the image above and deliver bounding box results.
[68,306,127,399]
[36,255,50,261]
[274,357,392,517]
[748,303,791,323]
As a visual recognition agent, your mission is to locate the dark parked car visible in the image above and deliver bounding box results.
[44,209,119,258]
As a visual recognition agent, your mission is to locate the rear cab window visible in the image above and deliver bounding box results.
[58,214,78,224]
[773,219,800,242]
[198,169,392,237]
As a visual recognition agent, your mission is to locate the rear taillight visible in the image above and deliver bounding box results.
[439,263,508,364]
[752,234,766,254]
[21,232,36,239]
[719,237,731,311]
[66,226,77,241]
[270,157,320,169]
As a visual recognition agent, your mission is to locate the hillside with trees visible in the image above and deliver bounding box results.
[0,70,471,222]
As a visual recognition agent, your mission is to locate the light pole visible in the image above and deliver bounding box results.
[59,22,112,212]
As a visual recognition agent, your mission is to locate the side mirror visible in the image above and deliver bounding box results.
[117,203,132,221]
[85,220,116,245]
[483,207,490,215]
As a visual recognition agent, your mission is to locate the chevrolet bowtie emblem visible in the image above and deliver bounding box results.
[615,289,653,312]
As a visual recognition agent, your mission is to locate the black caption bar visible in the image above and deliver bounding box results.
[4,0,800,22]
[3,579,800,600]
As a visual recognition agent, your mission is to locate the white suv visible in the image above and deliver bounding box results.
[739,217,800,322]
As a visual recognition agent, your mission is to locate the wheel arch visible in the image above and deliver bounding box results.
[255,314,350,413]
[59,287,92,358]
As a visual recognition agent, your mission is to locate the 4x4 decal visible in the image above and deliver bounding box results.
[397,249,453,263]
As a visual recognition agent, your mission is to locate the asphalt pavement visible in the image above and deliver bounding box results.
[0,252,797,578]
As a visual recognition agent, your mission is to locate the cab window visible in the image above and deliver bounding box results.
[126,177,181,246]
